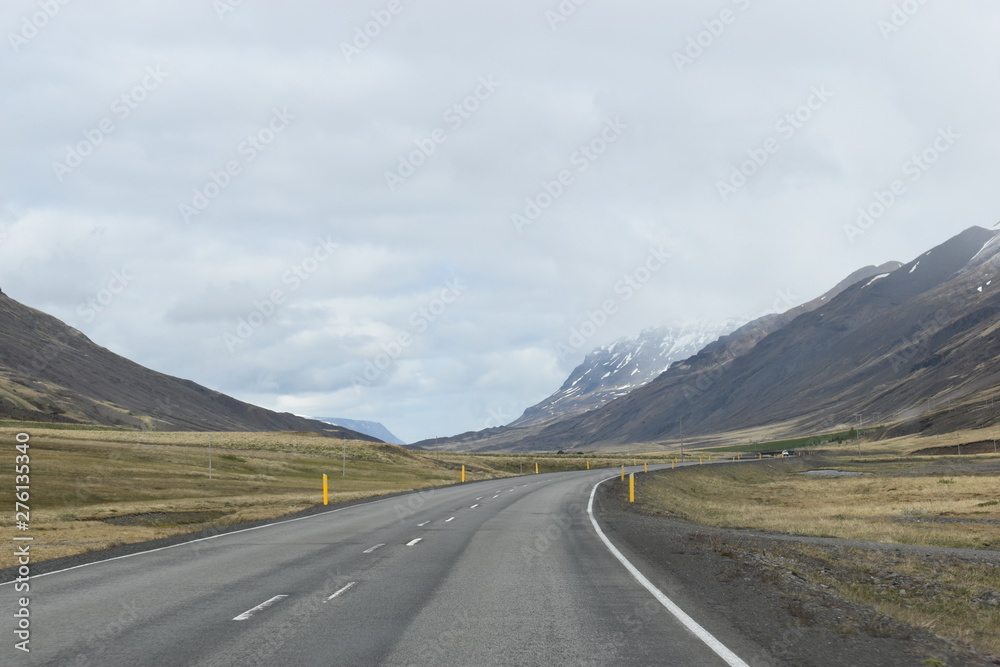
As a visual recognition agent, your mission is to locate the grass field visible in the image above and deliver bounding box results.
[700,428,877,453]
[687,421,1000,457]
[634,453,1000,656]
[635,455,1000,549]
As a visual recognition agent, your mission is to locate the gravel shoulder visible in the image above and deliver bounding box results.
[594,478,1000,667]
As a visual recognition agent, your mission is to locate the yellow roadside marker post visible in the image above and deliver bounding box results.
[461,465,466,483]
[644,462,648,473]
[671,460,675,470]
[535,462,539,474]
[620,466,625,481]
[323,474,329,505]
[586,460,590,470]
[629,473,635,503]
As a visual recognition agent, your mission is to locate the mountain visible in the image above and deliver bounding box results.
[458,226,999,452]
[320,417,404,444]
[416,243,989,452]
[511,321,742,428]
[0,290,380,440]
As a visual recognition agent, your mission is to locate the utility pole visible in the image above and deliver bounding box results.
[209,434,212,480]
[853,413,863,455]
[342,440,346,476]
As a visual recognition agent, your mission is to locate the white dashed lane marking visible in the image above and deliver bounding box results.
[324,582,356,603]
[233,595,288,621]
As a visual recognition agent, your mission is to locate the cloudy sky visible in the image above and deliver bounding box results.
[2,1,998,443]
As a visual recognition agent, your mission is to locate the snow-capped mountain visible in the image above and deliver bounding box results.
[512,321,743,428]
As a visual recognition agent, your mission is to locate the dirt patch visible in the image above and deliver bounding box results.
[95,510,228,527]
[912,440,1000,456]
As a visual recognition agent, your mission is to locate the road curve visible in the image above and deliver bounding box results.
[3,465,766,666]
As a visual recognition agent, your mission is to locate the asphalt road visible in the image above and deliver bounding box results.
[3,465,767,666]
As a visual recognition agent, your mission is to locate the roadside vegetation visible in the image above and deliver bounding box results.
[635,456,1000,549]
[632,448,1000,658]
[702,427,878,453]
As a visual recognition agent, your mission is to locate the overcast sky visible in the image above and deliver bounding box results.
[2,1,998,443]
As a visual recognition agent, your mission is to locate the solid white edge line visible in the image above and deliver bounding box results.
[0,491,405,586]
[363,543,385,554]
[587,478,749,667]
[324,581,356,602]
[406,538,422,546]
[233,594,288,621]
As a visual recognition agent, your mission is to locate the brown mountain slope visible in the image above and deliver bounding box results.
[505,226,1000,450]
[0,291,378,439]
[414,262,901,452]
[416,226,1000,452]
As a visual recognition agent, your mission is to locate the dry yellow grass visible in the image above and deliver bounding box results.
[638,457,1000,549]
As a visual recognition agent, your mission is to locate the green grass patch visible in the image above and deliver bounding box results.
[701,427,883,453]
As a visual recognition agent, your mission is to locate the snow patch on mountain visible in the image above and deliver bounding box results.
[512,320,742,427]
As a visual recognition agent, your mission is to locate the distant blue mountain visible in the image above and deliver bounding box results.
[320,418,404,445]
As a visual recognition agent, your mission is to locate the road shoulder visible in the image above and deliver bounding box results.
[594,479,998,667]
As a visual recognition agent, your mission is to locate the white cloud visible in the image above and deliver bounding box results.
[2,0,998,442]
